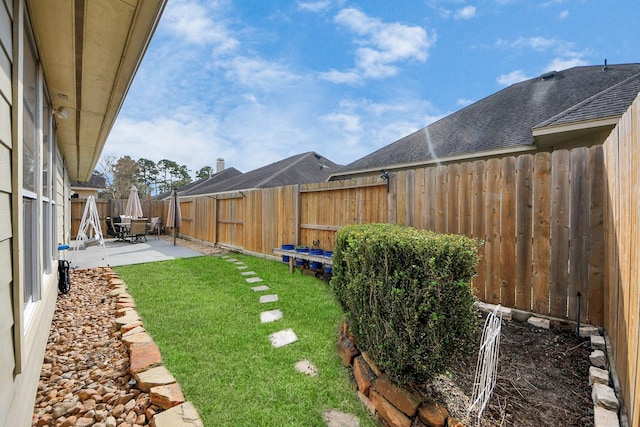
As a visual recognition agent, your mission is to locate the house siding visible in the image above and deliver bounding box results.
[0,0,15,423]
[0,1,71,425]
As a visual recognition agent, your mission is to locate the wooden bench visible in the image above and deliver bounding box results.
[272,248,333,274]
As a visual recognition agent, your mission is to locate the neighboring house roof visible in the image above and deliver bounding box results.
[70,174,107,190]
[330,63,640,179]
[155,167,244,200]
[179,152,341,196]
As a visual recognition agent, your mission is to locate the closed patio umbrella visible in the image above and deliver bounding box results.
[124,185,144,218]
[166,189,182,245]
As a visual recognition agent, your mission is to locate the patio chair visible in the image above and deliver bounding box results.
[129,218,148,242]
[146,216,162,238]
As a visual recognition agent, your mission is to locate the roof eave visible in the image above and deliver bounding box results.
[27,0,167,181]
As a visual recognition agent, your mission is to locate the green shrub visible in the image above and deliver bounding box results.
[330,223,481,385]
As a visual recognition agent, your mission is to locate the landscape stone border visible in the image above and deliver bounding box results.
[104,268,204,427]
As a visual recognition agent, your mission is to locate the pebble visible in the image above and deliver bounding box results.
[31,269,162,426]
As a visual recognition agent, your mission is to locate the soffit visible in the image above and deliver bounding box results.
[26,0,166,181]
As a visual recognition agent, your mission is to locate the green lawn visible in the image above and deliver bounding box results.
[115,254,374,426]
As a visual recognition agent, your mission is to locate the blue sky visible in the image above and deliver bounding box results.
[103,0,639,177]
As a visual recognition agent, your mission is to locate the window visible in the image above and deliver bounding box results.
[22,17,40,308]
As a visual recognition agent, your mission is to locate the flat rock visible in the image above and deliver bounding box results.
[259,294,278,304]
[240,271,257,276]
[590,350,608,369]
[594,405,620,427]
[322,409,360,427]
[591,335,606,350]
[589,366,610,386]
[134,366,177,392]
[150,383,186,410]
[252,285,270,292]
[122,325,146,337]
[592,383,619,410]
[246,276,263,283]
[225,258,238,262]
[580,325,600,337]
[150,401,203,427]
[129,341,162,374]
[269,328,298,348]
[237,265,248,270]
[260,309,283,323]
[527,316,550,329]
[122,331,153,347]
[474,301,512,320]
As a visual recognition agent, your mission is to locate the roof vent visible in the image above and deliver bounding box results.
[603,59,608,71]
[540,70,557,80]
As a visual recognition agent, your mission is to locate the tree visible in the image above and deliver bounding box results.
[111,156,140,199]
[137,158,159,197]
[157,159,192,193]
[196,166,214,180]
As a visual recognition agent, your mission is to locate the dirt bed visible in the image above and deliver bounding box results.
[418,314,594,426]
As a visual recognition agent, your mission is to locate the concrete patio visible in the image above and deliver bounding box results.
[67,237,205,269]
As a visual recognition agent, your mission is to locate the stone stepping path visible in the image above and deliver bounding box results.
[246,276,263,283]
[240,271,257,276]
[237,265,248,270]
[259,294,279,303]
[225,258,238,262]
[269,328,298,348]
[260,309,283,323]
[251,285,270,292]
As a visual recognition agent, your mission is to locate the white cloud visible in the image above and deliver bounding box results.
[544,56,588,72]
[559,10,569,19]
[497,70,530,86]
[297,1,333,13]
[319,113,362,145]
[163,0,239,53]
[218,56,302,90]
[323,7,434,82]
[455,6,476,20]
[319,69,362,84]
[457,98,474,106]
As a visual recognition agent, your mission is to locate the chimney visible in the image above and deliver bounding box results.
[216,158,225,173]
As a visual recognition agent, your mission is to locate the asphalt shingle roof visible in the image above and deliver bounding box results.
[332,63,640,177]
[179,152,341,196]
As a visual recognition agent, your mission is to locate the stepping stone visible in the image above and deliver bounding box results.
[260,309,283,323]
[225,258,238,262]
[269,328,298,348]
[259,294,279,304]
[234,261,245,265]
[252,285,270,292]
[322,410,360,427]
[237,265,248,270]
[295,359,318,377]
[246,276,263,283]
[221,255,230,259]
[240,271,257,276]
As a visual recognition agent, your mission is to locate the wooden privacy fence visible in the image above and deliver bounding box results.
[170,149,605,326]
[602,96,640,426]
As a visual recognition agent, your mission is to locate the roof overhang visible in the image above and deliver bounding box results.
[532,116,620,149]
[26,0,167,181]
